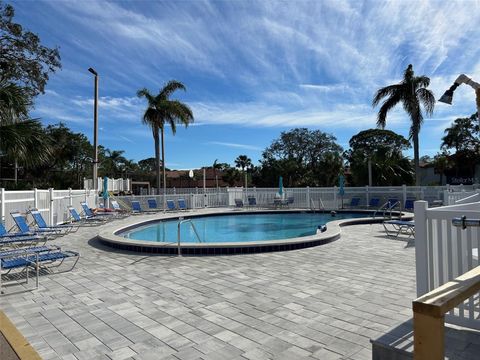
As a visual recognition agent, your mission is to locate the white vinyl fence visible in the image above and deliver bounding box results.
[0,188,97,230]
[112,184,479,211]
[415,200,480,329]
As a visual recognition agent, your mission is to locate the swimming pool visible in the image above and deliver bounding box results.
[121,212,368,243]
[99,210,388,255]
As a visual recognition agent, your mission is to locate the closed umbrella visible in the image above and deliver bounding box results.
[338,174,345,209]
[278,176,284,199]
[103,176,109,207]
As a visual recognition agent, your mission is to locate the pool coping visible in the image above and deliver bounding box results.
[97,209,413,255]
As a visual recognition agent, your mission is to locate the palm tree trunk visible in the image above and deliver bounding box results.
[154,127,161,195]
[413,131,421,186]
[161,126,166,210]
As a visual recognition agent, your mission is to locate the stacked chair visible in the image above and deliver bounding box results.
[1,210,80,294]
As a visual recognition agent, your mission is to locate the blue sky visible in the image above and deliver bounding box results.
[12,0,480,169]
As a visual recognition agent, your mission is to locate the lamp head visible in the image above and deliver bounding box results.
[88,67,98,76]
[438,82,460,105]
[438,90,454,105]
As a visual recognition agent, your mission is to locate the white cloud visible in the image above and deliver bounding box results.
[207,142,262,151]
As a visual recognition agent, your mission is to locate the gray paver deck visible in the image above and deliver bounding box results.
[1,209,417,359]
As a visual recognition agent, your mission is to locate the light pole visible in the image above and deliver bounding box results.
[88,67,99,194]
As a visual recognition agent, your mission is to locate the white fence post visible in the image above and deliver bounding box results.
[306,186,310,208]
[414,200,429,296]
[0,188,4,224]
[402,184,407,207]
[33,188,38,209]
[49,188,54,226]
[68,188,73,206]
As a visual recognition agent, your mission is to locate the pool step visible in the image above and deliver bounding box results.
[371,319,480,359]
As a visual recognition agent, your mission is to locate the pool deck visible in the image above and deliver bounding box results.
[0,208,416,359]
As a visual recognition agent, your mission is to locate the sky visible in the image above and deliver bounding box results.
[11,0,480,170]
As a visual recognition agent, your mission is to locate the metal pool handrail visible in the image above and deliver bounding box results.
[177,218,202,256]
[452,216,480,229]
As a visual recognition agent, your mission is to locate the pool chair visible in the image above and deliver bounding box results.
[0,223,46,248]
[387,199,400,209]
[147,198,162,211]
[29,208,78,235]
[10,211,62,238]
[367,198,380,208]
[234,198,244,208]
[67,206,106,225]
[286,196,294,207]
[131,200,156,214]
[80,202,115,221]
[247,196,257,208]
[1,245,79,293]
[177,198,187,211]
[166,199,176,211]
[349,197,361,208]
[383,219,415,238]
[404,199,415,212]
[105,200,130,218]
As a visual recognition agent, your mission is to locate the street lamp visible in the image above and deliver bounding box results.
[438,74,480,123]
[88,67,99,193]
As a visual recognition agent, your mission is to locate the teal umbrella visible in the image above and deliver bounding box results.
[278,176,283,197]
[338,174,345,209]
[102,176,109,200]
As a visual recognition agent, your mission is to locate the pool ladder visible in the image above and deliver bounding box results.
[177,218,202,256]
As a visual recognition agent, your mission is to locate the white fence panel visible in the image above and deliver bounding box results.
[415,200,480,329]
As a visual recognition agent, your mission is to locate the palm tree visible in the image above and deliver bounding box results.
[372,64,435,185]
[0,82,51,182]
[235,155,252,188]
[137,81,194,197]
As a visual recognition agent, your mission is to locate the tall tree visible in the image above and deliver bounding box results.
[137,81,193,195]
[345,129,413,186]
[235,155,252,188]
[372,64,435,185]
[258,128,343,187]
[0,2,61,98]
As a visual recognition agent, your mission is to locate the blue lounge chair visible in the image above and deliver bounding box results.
[68,206,106,225]
[80,202,115,220]
[166,199,176,211]
[368,198,380,208]
[234,199,244,208]
[1,245,79,293]
[383,220,415,238]
[0,223,46,247]
[131,200,147,214]
[247,196,257,207]
[29,209,77,234]
[177,198,187,211]
[147,198,161,211]
[404,199,415,212]
[10,211,61,237]
[387,199,400,209]
[349,197,361,208]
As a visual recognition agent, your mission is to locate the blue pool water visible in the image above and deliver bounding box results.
[122,212,369,243]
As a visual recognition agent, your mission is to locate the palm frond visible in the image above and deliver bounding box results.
[372,84,403,107]
[414,75,430,89]
[376,92,403,128]
[0,120,52,166]
[159,80,186,99]
[137,88,156,105]
[416,88,435,116]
